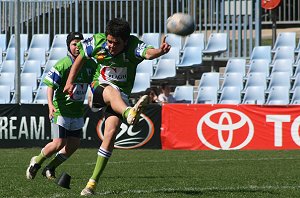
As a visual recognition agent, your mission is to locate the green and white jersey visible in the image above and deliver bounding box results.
[78,33,154,96]
[43,55,96,118]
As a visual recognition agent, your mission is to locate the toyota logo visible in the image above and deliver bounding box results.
[197,108,254,150]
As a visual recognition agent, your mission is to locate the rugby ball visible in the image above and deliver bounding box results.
[166,13,195,36]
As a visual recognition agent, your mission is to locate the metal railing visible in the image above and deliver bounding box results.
[1,0,298,58]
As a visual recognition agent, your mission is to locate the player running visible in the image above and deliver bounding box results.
[26,32,97,180]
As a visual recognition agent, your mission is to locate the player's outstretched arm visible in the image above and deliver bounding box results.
[144,36,171,60]
[63,54,84,94]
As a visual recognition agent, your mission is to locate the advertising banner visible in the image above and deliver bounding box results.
[161,104,300,150]
[0,104,161,149]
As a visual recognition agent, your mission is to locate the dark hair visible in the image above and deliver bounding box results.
[105,18,131,42]
[66,31,83,52]
[161,82,169,90]
[146,87,158,96]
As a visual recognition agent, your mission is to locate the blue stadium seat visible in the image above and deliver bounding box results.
[29,34,50,51]
[198,72,220,90]
[0,85,11,103]
[160,47,180,64]
[220,73,244,91]
[271,46,295,64]
[249,46,271,63]
[0,34,7,51]
[48,48,67,60]
[247,59,270,78]
[270,59,294,77]
[272,32,296,52]
[11,85,33,104]
[0,60,16,73]
[142,33,161,49]
[183,33,205,50]
[165,33,183,49]
[219,86,241,104]
[0,72,15,90]
[43,60,58,74]
[224,58,246,77]
[152,59,176,80]
[195,86,218,104]
[26,47,46,65]
[22,60,42,78]
[137,60,154,77]
[266,86,290,105]
[5,47,25,64]
[267,72,291,90]
[244,72,267,91]
[177,47,202,67]
[51,34,68,49]
[173,85,194,104]
[21,73,38,90]
[131,72,150,93]
[33,86,48,104]
[290,87,300,104]
[7,34,28,50]
[242,86,265,105]
[291,73,300,91]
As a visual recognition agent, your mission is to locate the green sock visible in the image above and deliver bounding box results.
[122,107,131,119]
[91,148,111,182]
[46,153,68,169]
[35,149,47,165]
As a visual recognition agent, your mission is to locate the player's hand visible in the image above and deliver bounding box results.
[63,81,75,95]
[160,36,171,54]
[48,104,56,120]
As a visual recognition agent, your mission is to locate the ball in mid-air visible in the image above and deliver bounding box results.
[167,13,195,36]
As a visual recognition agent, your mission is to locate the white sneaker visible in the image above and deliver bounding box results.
[26,156,41,179]
[127,95,149,125]
[80,187,95,196]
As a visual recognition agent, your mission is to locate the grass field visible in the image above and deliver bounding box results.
[1,148,300,198]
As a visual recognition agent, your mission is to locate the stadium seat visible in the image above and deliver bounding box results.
[271,32,296,52]
[296,39,300,54]
[33,86,48,104]
[48,48,67,60]
[83,33,93,39]
[0,60,16,73]
[195,86,218,104]
[165,33,183,49]
[220,73,244,91]
[270,59,294,77]
[29,34,50,51]
[267,72,291,90]
[271,46,295,64]
[43,60,58,74]
[266,86,290,105]
[26,47,46,65]
[131,72,150,93]
[5,47,25,64]
[160,47,180,64]
[177,46,202,67]
[249,46,271,63]
[0,34,7,50]
[244,72,267,91]
[183,33,205,49]
[151,59,176,80]
[224,58,246,77]
[247,59,270,78]
[202,33,228,71]
[219,86,241,104]
[291,73,300,91]
[11,85,33,104]
[242,86,265,105]
[7,34,28,50]
[0,48,2,64]
[198,72,220,90]
[0,72,15,90]
[22,60,42,78]
[136,60,154,77]
[142,33,161,49]
[21,73,38,90]
[0,85,11,103]
[51,34,68,49]
[290,87,300,104]
[173,85,194,103]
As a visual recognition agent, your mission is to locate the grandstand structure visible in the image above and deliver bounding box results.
[1,0,300,104]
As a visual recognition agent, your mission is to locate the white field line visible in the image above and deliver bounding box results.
[84,157,299,165]
[96,185,300,195]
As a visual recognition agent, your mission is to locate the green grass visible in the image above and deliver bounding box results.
[1,149,300,197]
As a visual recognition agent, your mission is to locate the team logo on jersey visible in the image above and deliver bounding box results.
[135,43,147,59]
[97,114,154,149]
[96,49,106,61]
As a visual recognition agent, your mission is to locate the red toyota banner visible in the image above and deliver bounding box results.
[161,104,300,150]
